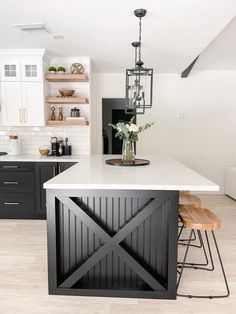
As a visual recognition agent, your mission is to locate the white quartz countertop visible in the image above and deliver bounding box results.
[43,154,219,191]
[0,154,81,162]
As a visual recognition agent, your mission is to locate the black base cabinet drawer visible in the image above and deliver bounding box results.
[0,192,35,219]
[0,162,35,172]
[0,172,35,191]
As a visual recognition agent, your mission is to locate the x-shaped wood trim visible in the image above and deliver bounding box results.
[57,196,167,291]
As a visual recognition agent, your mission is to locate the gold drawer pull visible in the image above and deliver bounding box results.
[4,202,20,205]
[3,181,19,185]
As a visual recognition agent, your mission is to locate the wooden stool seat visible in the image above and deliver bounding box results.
[179,207,221,231]
[179,194,201,210]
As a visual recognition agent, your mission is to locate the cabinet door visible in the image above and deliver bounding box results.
[0,59,21,81]
[58,162,77,174]
[21,58,43,81]
[22,82,45,126]
[0,82,22,126]
[36,162,57,218]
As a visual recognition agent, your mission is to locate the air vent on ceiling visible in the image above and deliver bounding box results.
[14,23,48,33]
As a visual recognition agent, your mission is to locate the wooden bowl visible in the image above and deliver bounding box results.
[59,89,75,97]
[39,146,50,156]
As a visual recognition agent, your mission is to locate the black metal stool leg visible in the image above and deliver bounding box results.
[178,230,210,268]
[177,229,193,292]
[177,229,230,298]
[211,231,230,298]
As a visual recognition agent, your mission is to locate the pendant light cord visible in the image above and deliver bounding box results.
[138,17,142,62]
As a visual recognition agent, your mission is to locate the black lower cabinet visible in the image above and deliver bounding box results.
[36,162,57,219]
[0,161,76,219]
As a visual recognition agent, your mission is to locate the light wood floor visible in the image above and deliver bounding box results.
[0,195,235,314]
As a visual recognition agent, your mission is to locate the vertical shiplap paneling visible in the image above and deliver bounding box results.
[57,194,171,290]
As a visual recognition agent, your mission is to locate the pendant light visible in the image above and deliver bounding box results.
[125,9,153,115]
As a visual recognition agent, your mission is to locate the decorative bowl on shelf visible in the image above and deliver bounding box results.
[39,146,50,156]
[59,88,75,97]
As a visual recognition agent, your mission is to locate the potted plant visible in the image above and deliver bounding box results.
[109,117,154,163]
[57,66,66,74]
[48,66,57,74]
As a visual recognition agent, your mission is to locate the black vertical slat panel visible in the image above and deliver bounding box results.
[80,197,88,285]
[112,197,119,284]
[155,203,161,277]
[143,216,150,266]
[69,210,76,270]
[124,197,132,286]
[100,197,107,288]
[63,204,70,276]
[150,210,156,270]
[106,197,113,287]
[163,200,169,280]
[87,197,94,285]
[118,198,125,287]
[75,214,82,266]
[94,197,101,283]
[130,198,139,287]
[136,199,145,288]
[58,202,64,278]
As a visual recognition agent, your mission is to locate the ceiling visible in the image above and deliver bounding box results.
[0,0,235,73]
[194,16,236,72]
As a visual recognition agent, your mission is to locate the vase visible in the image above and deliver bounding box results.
[122,140,135,163]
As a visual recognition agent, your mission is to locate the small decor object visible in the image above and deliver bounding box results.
[50,107,56,120]
[57,66,66,74]
[58,107,63,121]
[59,88,75,97]
[39,146,50,156]
[48,66,57,73]
[70,63,84,74]
[109,117,154,164]
[125,9,153,115]
[70,107,80,117]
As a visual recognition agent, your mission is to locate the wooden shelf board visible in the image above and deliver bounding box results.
[46,120,89,126]
[45,73,88,82]
[46,96,88,104]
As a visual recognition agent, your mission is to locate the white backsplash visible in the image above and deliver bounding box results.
[0,126,90,155]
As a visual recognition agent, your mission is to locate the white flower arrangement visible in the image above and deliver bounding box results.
[109,117,154,142]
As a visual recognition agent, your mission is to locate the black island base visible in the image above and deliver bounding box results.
[46,189,179,299]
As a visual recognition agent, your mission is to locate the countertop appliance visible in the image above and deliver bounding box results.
[51,137,58,156]
[8,136,22,156]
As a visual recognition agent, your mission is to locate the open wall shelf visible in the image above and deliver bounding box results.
[45,73,89,82]
[46,96,88,104]
[46,120,89,126]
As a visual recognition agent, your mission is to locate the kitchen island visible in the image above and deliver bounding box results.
[44,154,218,299]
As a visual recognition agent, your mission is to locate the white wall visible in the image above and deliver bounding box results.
[91,71,236,192]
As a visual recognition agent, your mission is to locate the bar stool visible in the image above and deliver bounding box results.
[179,192,201,246]
[177,207,230,299]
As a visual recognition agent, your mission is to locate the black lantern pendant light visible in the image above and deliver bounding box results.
[125,9,153,115]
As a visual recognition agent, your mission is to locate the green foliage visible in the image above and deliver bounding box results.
[48,66,57,72]
[57,66,66,72]
[109,117,154,142]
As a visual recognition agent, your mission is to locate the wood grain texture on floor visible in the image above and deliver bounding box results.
[0,194,235,314]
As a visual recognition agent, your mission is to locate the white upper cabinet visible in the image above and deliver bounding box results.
[0,59,21,81]
[0,49,47,126]
[21,58,43,81]
[1,81,22,126]
[21,82,45,126]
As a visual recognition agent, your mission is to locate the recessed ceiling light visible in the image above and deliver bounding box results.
[14,23,48,33]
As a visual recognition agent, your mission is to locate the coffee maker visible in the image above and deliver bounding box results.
[51,137,58,156]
